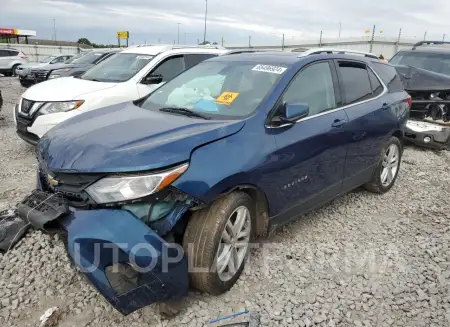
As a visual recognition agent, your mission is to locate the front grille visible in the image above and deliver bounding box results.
[38,165,105,208]
[21,98,34,114]
[31,69,48,80]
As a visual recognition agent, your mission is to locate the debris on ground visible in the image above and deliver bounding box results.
[0,209,30,252]
[39,307,61,327]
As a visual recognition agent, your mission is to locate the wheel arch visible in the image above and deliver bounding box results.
[219,184,270,239]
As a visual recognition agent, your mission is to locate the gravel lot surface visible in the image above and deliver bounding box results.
[1,76,450,327]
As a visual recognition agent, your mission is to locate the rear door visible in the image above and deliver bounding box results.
[0,50,9,69]
[336,60,396,191]
[265,60,349,223]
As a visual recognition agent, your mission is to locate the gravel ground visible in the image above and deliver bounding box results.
[1,76,450,327]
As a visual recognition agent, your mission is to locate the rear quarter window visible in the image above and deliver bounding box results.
[371,62,404,93]
[7,50,19,56]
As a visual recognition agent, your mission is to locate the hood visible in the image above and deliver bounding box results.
[37,102,245,173]
[23,77,117,102]
[36,63,87,71]
[393,65,450,92]
[19,62,49,69]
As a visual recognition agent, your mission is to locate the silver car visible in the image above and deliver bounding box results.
[17,55,73,87]
[0,48,29,76]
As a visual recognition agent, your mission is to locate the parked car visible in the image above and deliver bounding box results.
[18,49,409,315]
[390,41,450,149]
[17,55,74,87]
[0,48,28,76]
[14,45,229,144]
[30,49,119,83]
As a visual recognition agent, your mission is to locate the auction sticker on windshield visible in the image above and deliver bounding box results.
[215,92,239,105]
[252,64,287,74]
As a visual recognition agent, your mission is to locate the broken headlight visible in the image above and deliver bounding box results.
[85,163,188,204]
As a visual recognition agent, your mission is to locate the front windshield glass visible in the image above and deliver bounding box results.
[140,61,287,119]
[65,53,85,64]
[39,56,56,63]
[81,53,153,82]
[73,51,108,65]
[390,51,450,75]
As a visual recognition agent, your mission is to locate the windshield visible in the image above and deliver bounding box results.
[390,51,450,75]
[73,51,109,65]
[141,61,286,119]
[81,53,153,82]
[39,56,56,63]
[66,53,86,64]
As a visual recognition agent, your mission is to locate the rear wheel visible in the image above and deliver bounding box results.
[183,192,252,294]
[364,136,402,194]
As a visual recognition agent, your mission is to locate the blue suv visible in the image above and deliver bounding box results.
[19,49,410,315]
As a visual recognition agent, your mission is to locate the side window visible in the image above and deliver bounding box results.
[7,50,19,57]
[282,61,336,116]
[368,68,383,96]
[151,56,185,82]
[53,56,65,63]
[371,62,404,93]
[185,54,217,69]
[338,62,373,104]
[0,50,8,57]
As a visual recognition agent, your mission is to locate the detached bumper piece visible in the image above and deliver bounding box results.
[405,120,450,150]
[17,190,189,315]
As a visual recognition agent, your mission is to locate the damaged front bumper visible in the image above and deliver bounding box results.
[404,119,450,150]
[17,190,189,315]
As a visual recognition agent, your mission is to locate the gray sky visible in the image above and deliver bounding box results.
[2,0,449,45]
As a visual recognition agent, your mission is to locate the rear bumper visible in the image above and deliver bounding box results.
[17,188,189,315]
[404,119,450,149]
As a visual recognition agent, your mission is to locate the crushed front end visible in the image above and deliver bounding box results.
[395,65,450,149]
[17,162,201,315]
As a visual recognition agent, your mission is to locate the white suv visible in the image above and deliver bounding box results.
[14,45,229,144]
[0,48,29,76]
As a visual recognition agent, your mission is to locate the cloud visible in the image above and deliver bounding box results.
[1,0,449,45]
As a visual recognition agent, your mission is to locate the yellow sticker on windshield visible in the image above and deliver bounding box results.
[215,92,239,105]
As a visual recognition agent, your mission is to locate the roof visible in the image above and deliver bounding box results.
[90,48,122,54]
[120,45,227,56]
[401,47,450,54]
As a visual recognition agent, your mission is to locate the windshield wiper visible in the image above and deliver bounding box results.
[159,107,211,120]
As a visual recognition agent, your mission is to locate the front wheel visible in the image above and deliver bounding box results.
[364,136,402,194]
[183,192,252,295]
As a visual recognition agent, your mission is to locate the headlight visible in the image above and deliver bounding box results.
[48,74,60,79]
[85,163,189,204]
[39,100,84,114]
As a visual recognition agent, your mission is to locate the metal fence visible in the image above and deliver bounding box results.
[0,44,88,62]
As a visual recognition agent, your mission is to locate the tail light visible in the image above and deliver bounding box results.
[407,95,412,109]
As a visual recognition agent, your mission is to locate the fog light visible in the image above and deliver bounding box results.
[423,136,432,143]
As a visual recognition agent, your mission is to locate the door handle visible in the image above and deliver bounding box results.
[331,119,346,128]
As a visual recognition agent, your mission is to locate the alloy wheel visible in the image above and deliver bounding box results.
[381,144,400,187]
[216,206,251,282]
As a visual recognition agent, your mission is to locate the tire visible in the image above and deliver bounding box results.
[183,191,253,295]
[3,72,12,77]
[11,65,20,77]
[364,136,402,194]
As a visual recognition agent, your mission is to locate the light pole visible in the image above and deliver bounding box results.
[53,18,56,42]
[177,23,181,44]
[203,0,208,44]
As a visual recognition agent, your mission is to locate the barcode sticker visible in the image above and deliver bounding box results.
[252,64,287,74]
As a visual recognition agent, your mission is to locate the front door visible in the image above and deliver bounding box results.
[136,55,185,98]
[263,60,349,224]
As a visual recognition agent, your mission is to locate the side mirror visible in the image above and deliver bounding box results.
[142,74,163,85]
[270,102,309,127]
[284,102,309,121]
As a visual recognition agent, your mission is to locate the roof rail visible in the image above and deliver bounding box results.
[412,41,450,50]
[128,44,224,50]
[298,48,378,59]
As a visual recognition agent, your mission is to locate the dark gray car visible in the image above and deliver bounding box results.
[30,49,120,84]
